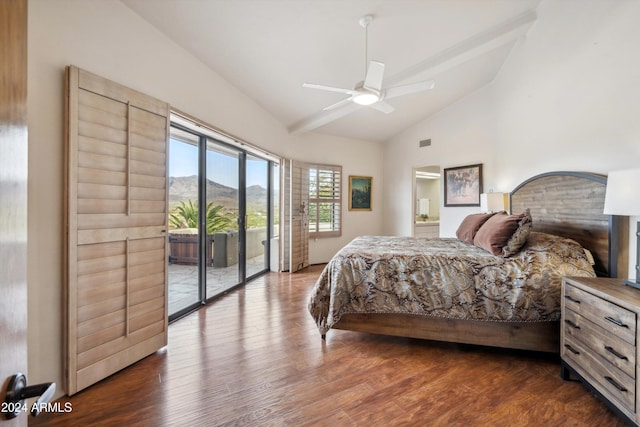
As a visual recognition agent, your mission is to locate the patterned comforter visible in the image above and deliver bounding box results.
[308,232,595,335]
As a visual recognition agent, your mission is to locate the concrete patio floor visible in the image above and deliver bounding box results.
[168,255,267,314]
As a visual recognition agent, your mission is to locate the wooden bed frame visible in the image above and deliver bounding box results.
[331,171,628,353]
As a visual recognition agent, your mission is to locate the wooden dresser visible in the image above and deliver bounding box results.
[561,277,640,426]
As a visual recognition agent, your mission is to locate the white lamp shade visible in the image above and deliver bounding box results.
[480,192,506,213]
[603,169,640,216]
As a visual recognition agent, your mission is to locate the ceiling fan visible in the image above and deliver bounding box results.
[302,14,435,114]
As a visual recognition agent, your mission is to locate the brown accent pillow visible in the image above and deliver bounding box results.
[473,211,526,256]
[502,209,533,257]
[456,212,499,244]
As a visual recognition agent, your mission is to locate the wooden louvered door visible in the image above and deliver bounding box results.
[289,160,309,272]
[64,66,169,395]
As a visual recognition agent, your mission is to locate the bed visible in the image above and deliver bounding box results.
[308,171,628,353]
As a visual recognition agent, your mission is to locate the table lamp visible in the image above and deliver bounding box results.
[603,168,640,288]
[480,192,506,213]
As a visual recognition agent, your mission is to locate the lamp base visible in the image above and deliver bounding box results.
[623,279,640,290]
[623,221,640,290]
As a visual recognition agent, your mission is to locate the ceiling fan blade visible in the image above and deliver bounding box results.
[302,82,357,95]
[322,97,354,111]
[384,80,435,100]
[363,61,385,91]
[370,101,395,114]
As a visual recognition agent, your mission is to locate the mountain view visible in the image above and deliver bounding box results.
[169,175,268,212]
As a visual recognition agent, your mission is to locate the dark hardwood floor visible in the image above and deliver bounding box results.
[33,265,625,426]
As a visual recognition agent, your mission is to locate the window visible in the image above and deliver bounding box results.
[308,164,342,238]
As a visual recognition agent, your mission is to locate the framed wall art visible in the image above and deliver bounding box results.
[443,164,483,207]
[348,176,372,211]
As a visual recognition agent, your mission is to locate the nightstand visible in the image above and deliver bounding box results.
[561,276,640,426]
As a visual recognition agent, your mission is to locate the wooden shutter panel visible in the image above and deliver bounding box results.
[280,159,291,271]
[289,160,309,272]
[64,66,169,395]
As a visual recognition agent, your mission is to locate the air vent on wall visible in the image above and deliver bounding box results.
[419,139,431,148]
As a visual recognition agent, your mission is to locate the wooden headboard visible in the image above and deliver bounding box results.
[510,171,628,278]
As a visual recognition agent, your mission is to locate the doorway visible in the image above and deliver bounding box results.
[413,166,441,238]
[167,122,275,321]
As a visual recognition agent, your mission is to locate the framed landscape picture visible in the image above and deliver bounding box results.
[444,164,483,207]
[349,176,372,211]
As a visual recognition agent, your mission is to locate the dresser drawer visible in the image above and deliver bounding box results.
[564,308,636,378]
[564,283,636,345]
[564,335,636,414]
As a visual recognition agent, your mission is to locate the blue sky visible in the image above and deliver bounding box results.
[169,138,269,188]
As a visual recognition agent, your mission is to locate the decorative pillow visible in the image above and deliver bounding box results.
[473,211,526,256]
[456,212,499,244]
[502,209,532,257]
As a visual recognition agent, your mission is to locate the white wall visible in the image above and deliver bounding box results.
[293,132,384,264]
[384,85,498,237]
[383,0,640,276]
[27,0,383,396]
[492,0,640,184]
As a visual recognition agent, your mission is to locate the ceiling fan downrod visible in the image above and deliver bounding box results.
[359,14,374,79]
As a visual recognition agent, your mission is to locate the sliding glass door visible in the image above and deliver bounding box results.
[246,154,269,278]
[167,128,201,315]
[168,124,274,320]
[205,141,241,297]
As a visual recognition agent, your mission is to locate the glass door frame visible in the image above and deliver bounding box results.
[168,122,274,322]
[244,152,272,281]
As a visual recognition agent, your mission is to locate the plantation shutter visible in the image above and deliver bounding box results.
[280,159,291,271]
[64,66,169,394]
[288,159,309,272]
[308,164,341,238]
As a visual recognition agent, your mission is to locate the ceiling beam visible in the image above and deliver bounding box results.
[289,9,537,135]
[385,9,537,86]
[288,102,361,135]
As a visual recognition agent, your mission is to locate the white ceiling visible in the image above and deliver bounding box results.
[122,0,541,143]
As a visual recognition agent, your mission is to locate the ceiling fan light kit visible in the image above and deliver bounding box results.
[352,92,379,105]
[352,82,380,105]
[302,14,435,115]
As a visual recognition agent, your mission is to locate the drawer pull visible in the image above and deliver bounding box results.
[564,344,580,355]
[604,376,627,392]
[564,319,580,329]
[604,346,628,360]
[564,295,581,304]
[604,316,629,328]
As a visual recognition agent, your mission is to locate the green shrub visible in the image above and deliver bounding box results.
[169,200,235,234]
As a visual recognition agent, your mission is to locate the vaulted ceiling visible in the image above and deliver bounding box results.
[122,0,541,142]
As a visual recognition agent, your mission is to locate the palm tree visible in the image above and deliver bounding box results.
[169,200,235,234]
[169,200,198,229]
[205,203,235,234]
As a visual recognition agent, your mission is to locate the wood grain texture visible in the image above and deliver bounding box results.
[564,309,635,377]
[561,277,640,424]
[289,160,309,272]
[0,1,28,425]
[334,313,559,353]
[33,266,626,426]
[65,66,169,395]
[511,172,627,278]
